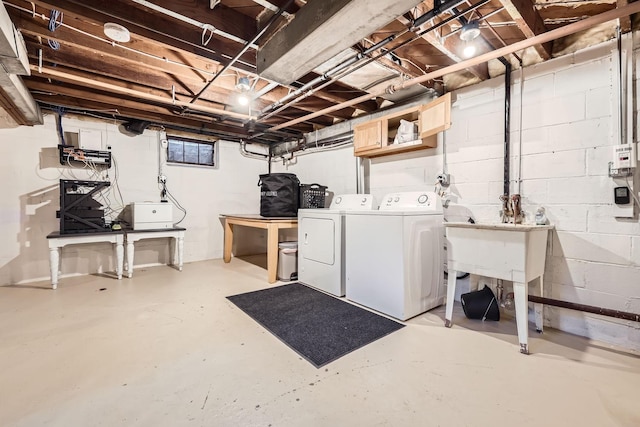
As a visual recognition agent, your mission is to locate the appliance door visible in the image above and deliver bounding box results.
[299,215,343,296]
[300,217,335,265]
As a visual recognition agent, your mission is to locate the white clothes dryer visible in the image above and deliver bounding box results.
[298,194,377,296]
[345,191,445,320]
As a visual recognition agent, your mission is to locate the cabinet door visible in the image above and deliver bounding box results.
[353,119,385,154]
[419,92,451,139]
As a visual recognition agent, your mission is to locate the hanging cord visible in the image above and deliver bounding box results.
[55,106,66,144]
[201,24,215,46]
[624,175,640,209]
[47,9,63,50]
[164,183,187,225]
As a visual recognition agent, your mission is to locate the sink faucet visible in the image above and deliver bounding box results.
[511,194,523,224]
[500,194,524,224]
[500,194,512,223]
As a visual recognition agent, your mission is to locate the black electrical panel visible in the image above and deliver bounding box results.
[57,180,111,234]
[58,145,112,168]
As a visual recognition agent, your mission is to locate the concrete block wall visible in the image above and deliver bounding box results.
[0,115,267,285]
[279,37,640,352]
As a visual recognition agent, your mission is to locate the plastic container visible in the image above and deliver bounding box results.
[460,285,500,321]
[277,241,298,281]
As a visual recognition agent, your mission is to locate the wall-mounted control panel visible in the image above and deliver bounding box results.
[609,144,636,178]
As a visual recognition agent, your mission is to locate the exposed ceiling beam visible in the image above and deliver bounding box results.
[32,65,253,121]
[7,0,257,71]
[127,0,257,43]
[252,0,301,14]
[296,73,379,113]
[267,0,640,132]
[28,83,252,135]
[617,0,632,32]
[500,0,552,59]
[257,0,425,84]
[397,8,489,81]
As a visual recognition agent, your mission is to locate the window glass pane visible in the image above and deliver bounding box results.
[199,144,214,165]
[167,140,183,162]
[166,136,216,168]
[183,141,199,164]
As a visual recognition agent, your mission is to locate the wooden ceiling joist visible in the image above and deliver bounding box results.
[7,0,257,71]
[500,0,552,59]
[397,8,489,81]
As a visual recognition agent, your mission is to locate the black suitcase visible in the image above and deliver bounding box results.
[258,173,300,217]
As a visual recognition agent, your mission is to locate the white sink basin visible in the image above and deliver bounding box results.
[445,222,553,282]
[444,222,554,354]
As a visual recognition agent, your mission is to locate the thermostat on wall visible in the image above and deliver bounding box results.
[614,186,630,205]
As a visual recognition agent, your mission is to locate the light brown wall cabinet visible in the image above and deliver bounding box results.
[353,93,451,158]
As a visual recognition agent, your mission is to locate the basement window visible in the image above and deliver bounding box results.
[167,136,217,167]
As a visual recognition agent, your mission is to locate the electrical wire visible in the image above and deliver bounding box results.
[47,9,63,50]
[625,175,640,209]
[55,107,66,144]
[164,184,187,225]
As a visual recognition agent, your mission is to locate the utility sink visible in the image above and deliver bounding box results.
[443,222,554,354]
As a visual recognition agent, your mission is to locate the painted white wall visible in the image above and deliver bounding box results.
[279,37,640,352]
[0,115,268,285]
[272,144,359,198]
[1,35,638,352]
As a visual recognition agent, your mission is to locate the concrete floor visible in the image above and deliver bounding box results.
[1,257,639,427]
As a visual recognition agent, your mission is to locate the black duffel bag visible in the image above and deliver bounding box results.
[258,173,300,217]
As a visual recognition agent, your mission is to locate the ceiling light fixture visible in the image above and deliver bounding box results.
[460,20,480,58]
[459,20,481,42]
[103,23,131,43]
[463,44,477,58]
[235,76,251,92]
[237,93,250,106]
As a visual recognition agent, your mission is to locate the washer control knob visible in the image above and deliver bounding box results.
[335,197,342,204]
[418,194,428,204]
[394,197,400,202]
[387,197,393,203]
[361,197,368,203]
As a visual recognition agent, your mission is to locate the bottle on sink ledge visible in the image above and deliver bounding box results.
[535,206,548,225]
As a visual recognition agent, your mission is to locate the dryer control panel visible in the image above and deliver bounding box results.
[330,194,377,210]
[379,191,443,212]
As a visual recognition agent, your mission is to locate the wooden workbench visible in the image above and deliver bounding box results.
[220,214,298,283]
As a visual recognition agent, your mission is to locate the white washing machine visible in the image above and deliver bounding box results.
[298,194,377,296]
[345,191,445,320]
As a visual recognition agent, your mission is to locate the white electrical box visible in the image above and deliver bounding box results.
[132,202,173,230]
[612,144,636,169]
[78,129,104,151]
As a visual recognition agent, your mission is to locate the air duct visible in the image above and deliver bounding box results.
[0,2,42,127]
[257,0,425,84]
[0,2,29,75]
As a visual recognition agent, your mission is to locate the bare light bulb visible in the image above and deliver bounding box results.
[238,94,250,106]
[463,44,476,58]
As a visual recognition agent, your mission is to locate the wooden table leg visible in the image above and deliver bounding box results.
[223,220,233,263]
[267,223,279,284]
[513,281,530,354]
